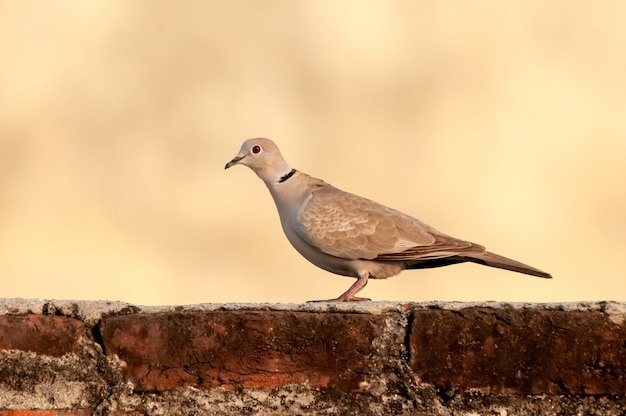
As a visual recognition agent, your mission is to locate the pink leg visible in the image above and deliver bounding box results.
[308,271,370,302]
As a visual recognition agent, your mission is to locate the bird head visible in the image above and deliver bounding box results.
[225,138,293,183]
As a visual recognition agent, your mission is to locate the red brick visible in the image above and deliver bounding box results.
[101,310,385,391]
[409,307,626,395]
[0,315,88,356]
[0,411,92,416]
[0,411,142,416]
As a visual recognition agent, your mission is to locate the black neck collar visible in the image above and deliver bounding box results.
[278,168,297,183]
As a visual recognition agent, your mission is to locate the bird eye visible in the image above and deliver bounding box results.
[251,145,262,154]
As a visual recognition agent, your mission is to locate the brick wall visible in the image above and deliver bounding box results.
[0,299,625,415]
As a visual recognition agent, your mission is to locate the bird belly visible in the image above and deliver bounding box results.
[350,259,405,279]
[280,220,357,277]
[281,220,405,279]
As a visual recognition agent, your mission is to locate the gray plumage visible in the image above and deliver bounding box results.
[225,138,551,301]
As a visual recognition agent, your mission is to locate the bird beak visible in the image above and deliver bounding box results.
[225,155,244,169]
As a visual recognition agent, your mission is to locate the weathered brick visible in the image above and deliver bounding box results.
[0,411,142,416]
[0,410,93,416]
[409,306,626,395]
[101,310,386,392]
[0,315,88,356]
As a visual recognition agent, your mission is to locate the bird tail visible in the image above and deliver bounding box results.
[464,251,552,278]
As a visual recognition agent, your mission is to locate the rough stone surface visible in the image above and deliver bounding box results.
[410,304,626,395]
[0,339,120,411]
[100,310,388,391]
[0,299,624,415]
[0,411,96,416]
[0,315,87,357]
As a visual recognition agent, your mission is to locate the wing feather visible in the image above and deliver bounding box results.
[295,186,479,261]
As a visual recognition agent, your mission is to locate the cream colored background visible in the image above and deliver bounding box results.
[0,1,624,305]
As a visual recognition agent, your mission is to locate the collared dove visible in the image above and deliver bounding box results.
[225,138,551,302]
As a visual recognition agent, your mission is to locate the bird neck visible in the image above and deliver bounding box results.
[263,168,312,214]
[278,168,297,183]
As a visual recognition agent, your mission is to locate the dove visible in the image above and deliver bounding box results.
[225,138,551,302]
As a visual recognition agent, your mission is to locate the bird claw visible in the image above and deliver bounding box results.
[307,295,371,303]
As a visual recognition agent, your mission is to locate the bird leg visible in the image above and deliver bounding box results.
[308,271,370,302]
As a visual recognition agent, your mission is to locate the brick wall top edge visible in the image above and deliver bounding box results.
[0,298,623,323]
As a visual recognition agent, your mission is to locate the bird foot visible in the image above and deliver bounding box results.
[307,295,371,303]
[308,273,371,302]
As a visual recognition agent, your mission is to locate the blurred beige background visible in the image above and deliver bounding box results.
[0,1,624,305]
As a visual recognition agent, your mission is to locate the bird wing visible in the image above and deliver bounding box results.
[295,185,482,261]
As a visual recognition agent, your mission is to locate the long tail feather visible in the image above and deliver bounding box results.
[464,251,552,278]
